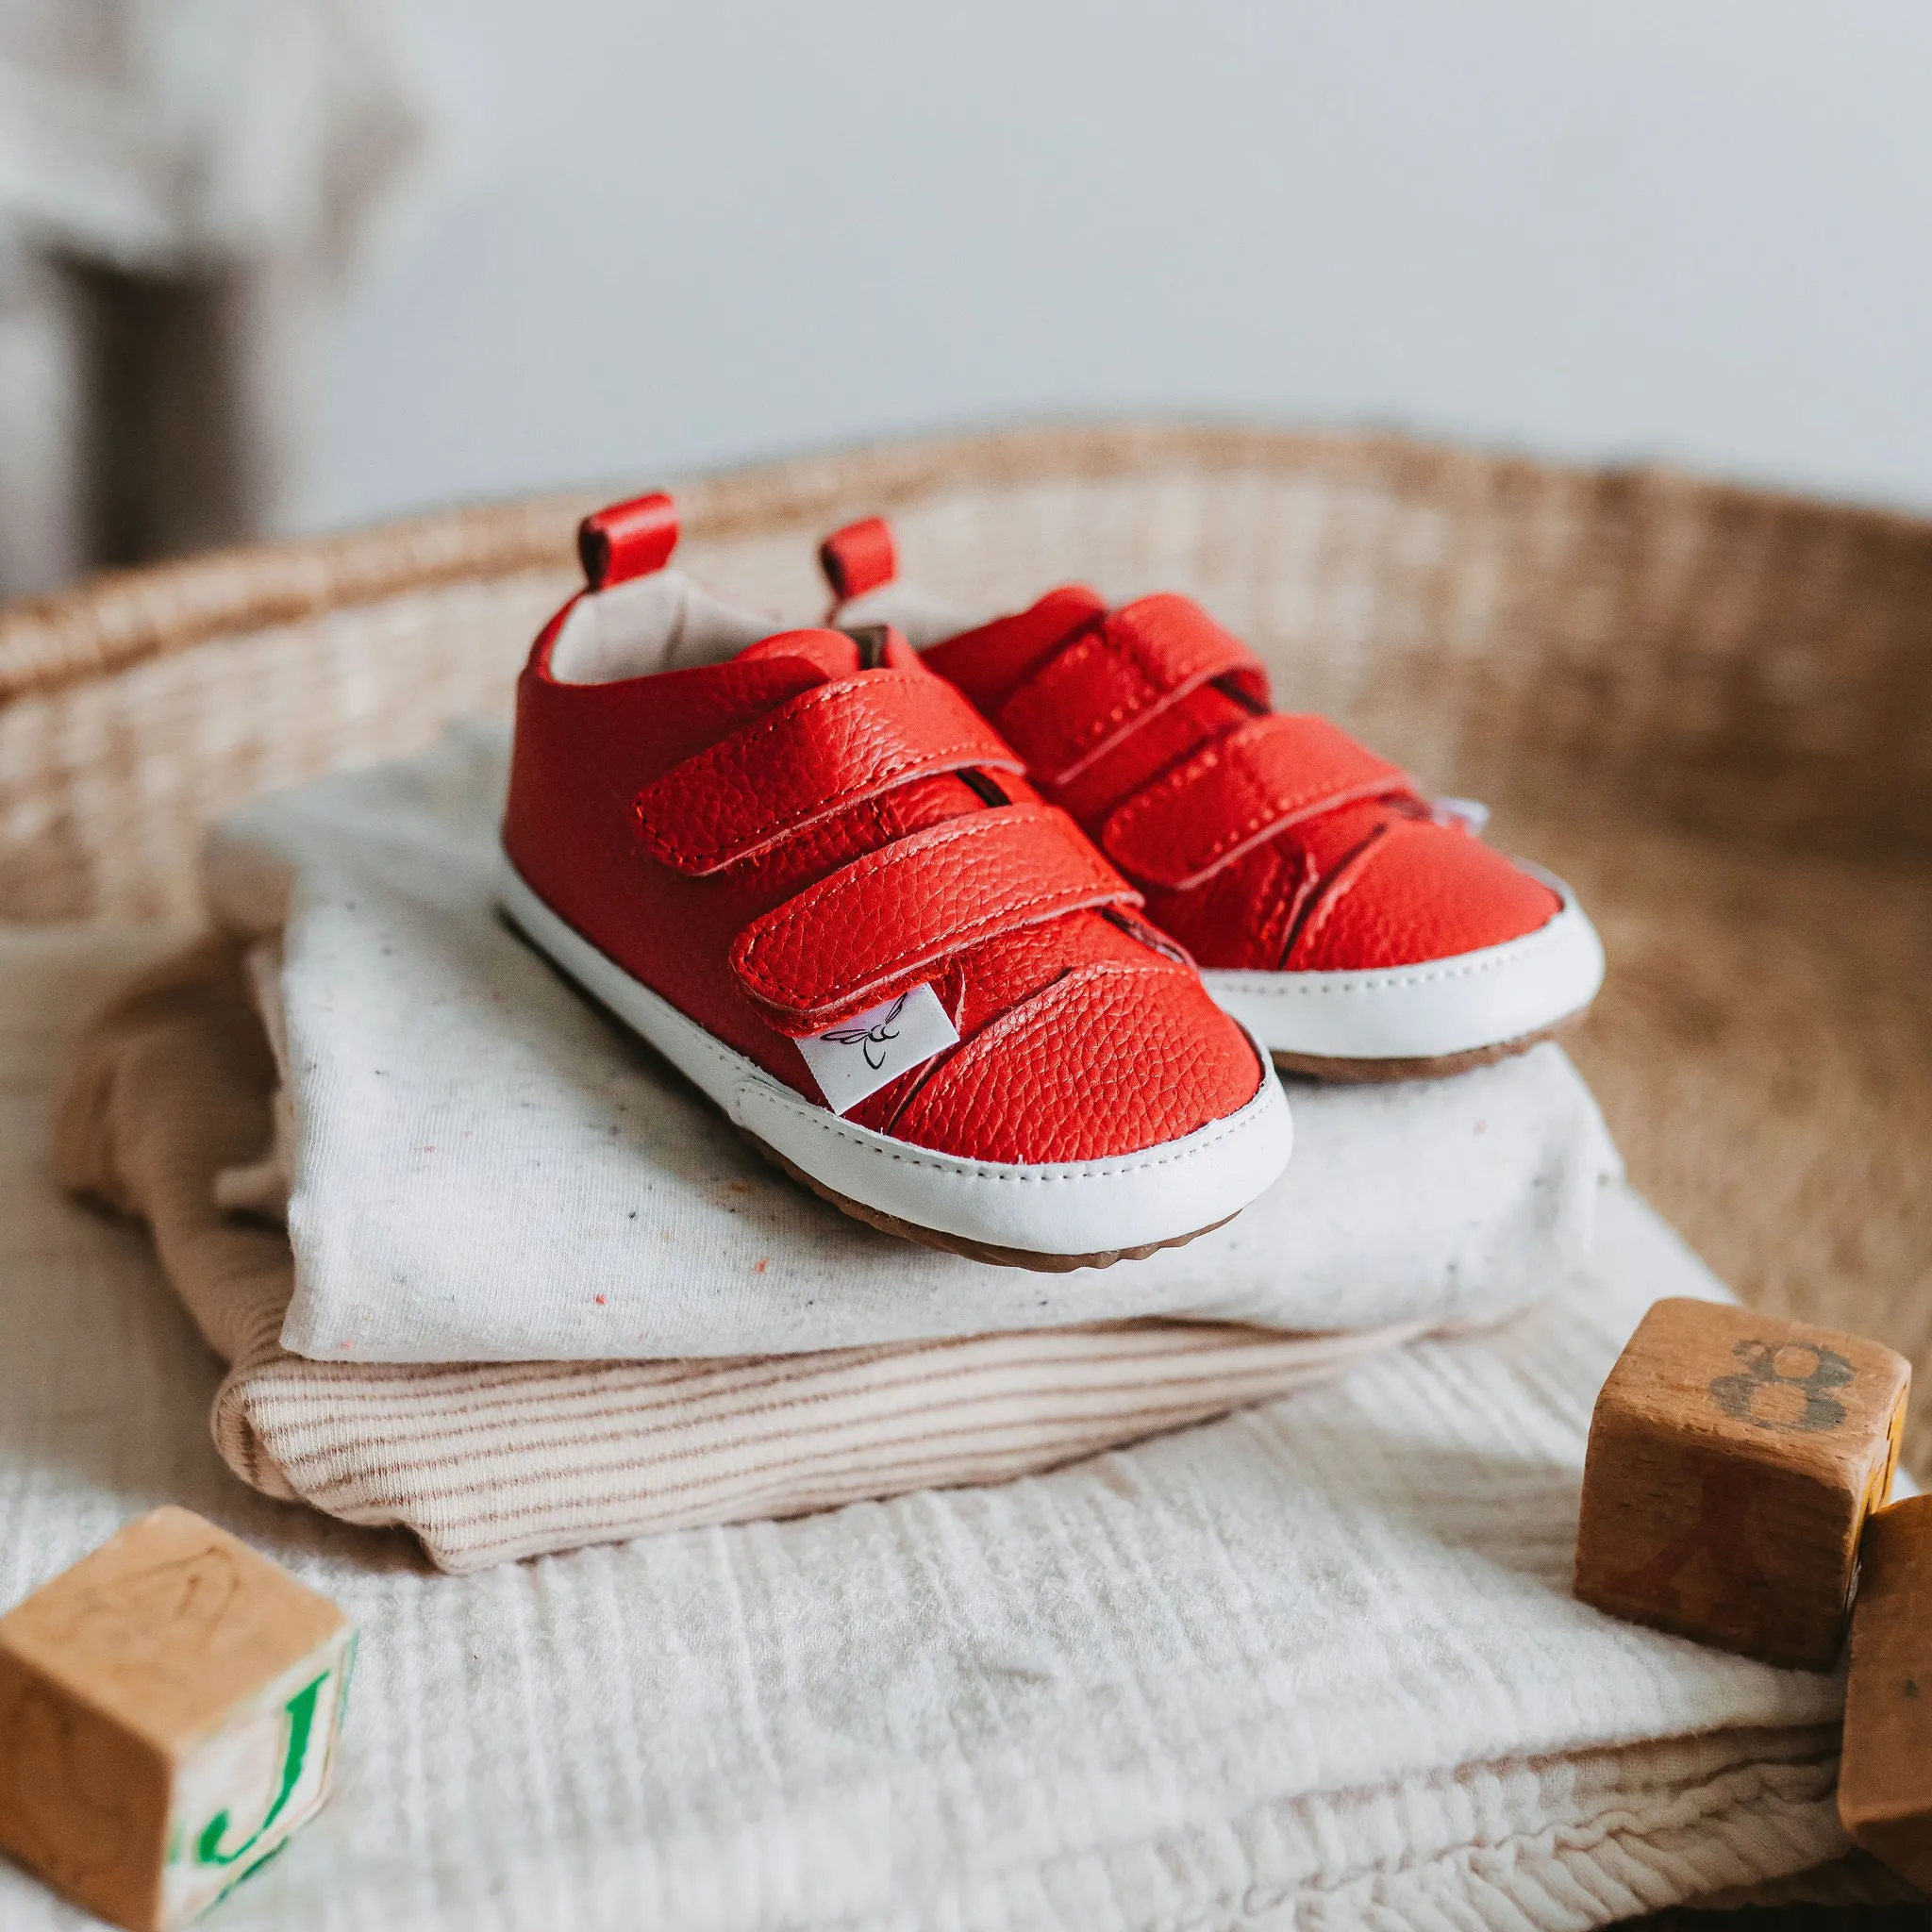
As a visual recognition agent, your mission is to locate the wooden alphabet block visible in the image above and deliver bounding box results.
[1840,1492,1932,1891]
[1574,1296,1908,1670]
[0,1507,353,1931]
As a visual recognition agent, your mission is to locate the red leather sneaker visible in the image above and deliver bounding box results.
[498,493,1292,1270]
[820,516,1605,1079]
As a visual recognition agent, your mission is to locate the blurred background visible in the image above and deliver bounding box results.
[3,0,1928,600]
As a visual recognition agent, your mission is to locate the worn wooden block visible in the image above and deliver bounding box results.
[1840,1492,1932,1892]
[1574,1296,1908,1669]
[0,1507,353,1932]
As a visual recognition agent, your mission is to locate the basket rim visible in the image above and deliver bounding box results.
[7,419,1931,708]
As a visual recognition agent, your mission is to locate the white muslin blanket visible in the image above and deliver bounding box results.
[202,724,1622,1363]
[0,918,1868,1930]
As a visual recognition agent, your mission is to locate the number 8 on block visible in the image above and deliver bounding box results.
[1574,1297,1910,1671]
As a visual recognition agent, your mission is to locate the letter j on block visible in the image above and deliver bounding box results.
[0,1507,354,1932]
[1573,1297,1909,1670]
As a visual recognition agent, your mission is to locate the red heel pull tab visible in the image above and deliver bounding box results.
[819,516,897,606]
[578,491,679,590]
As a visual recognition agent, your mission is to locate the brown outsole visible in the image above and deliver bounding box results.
[1269,1009,1587,1084]
[736,1126,1238,1273]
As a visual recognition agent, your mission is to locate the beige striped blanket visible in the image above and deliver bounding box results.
[53,940,1436,1572]
[19,929,1911,1924]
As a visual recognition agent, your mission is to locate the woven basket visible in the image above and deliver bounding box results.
[6,423,1932,1477]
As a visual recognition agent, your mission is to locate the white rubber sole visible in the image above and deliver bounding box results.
[1201,868,1606,1067]
[497,855,1294,1263]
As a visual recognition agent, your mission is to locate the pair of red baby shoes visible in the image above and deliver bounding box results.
[499,492,1604,1272]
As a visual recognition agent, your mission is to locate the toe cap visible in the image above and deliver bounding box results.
[1289,820,1562,972]
[892,959,1267,1164]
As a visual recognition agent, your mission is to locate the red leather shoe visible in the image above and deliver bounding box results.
[820,516,1605,1079]
[498,493,1292,1270]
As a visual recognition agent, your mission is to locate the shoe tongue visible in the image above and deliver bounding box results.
[733,624,924,684]
[733,627,865,681]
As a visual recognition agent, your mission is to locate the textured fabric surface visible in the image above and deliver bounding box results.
[51,932,1424,1572]
[199,724,1618,1363]
[0,927,1874,1931]
[9,427,1932,1924]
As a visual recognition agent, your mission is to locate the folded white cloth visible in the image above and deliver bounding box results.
[0,918,1862,1932]
[201,724,1622,1364]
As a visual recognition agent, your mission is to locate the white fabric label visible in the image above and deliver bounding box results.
[795,982,960,1116]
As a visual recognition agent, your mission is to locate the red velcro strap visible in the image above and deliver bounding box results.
[995,593,1270,786]
[820,517,897,603]
[1101,714,1413,891]
[731,804,1140,1034]
[579,491,678,589]
[636,669,1024,876]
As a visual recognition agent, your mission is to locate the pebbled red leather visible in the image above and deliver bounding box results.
[1283,813,1562,972]
[1100,713,1410,891]
[989,594,1268,786]
[818,516,897,603]
[828,522,1566,975]
[502,492,1269,1165]
[730,803,1138,1032]
[891,958,1258,1162]
[637,669,1022,875]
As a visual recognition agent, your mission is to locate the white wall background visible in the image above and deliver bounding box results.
[300,0,1932,532]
